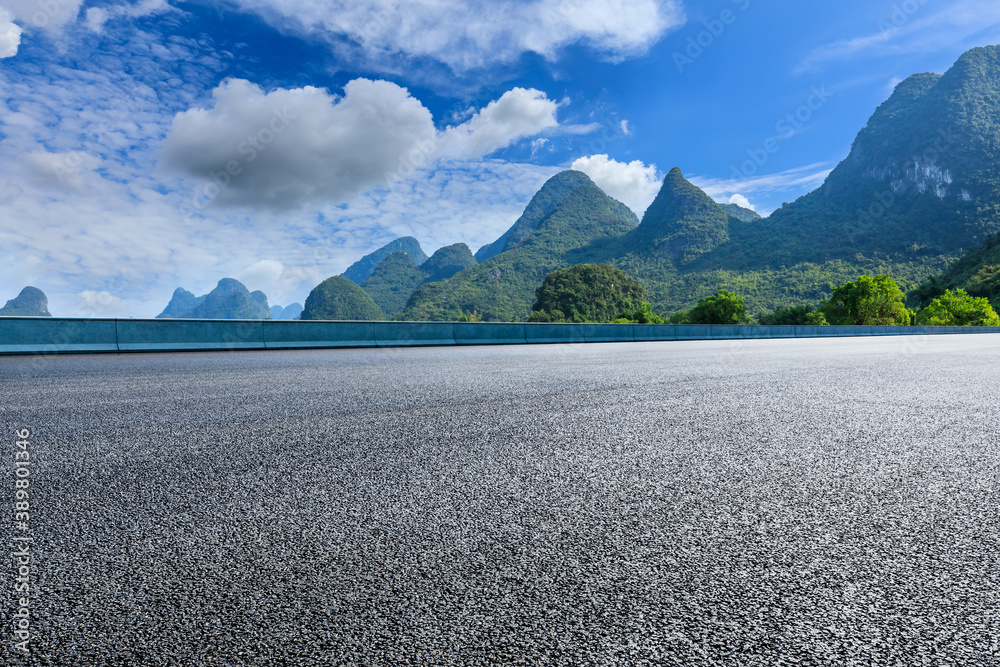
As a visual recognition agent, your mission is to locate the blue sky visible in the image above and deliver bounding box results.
[2,0,999,317]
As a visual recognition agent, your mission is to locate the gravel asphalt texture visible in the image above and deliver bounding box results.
[2,335,1000,666]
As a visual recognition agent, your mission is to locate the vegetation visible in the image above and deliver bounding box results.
[528,264,649,323]
[400,173,638,322]
[342,236,427,284]
[301,276,384,321]
[911,232,1000,313]
[475,170,595,262]
[820,275,912,325]
[670,289,750,325]
[757,304,818,325]
[915,289,1000,326]
[338,46,1000,321]
[157,279,271,319]
[361,245,478,318]
[0,286,51,317]
[359,252,428,316]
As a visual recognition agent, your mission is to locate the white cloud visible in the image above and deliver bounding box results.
[795,0,1000,73]
[160,79,563,211]
[75,290,127,317]
[159,78,437,210]
[22,150,101,191]
[1,0,85,31]
[85,0,174,33]
[0,8,21,58]
[237,259,322,305]
[439,87,559,159]
[728,193,755,212]
[570,154,662,217]
[231,0,684,71]
[691,163,833,216]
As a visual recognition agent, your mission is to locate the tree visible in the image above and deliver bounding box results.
[613,302,665,324]
[685,290,750,325]
[821,274,912,326]
[757,304,817,325]
[916,289,1000,326]
[529,264,649,323]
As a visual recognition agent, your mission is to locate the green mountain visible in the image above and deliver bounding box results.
[361,244,477,317]
[721,203,761,223]
[342,237,428,284]
[328,46,1000,321]
[474,170,595,262]
[301,276,385,321]
[158,288,204,318]
[359,252,427,317]
[580,46,1000,315]
[401,171,638,321]
[157,279,271,319]
[0,286,52,316]
[911,232,1000,312]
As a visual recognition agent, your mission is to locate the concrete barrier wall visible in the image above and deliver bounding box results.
[374,322,456,347]
[1,317,998,355]
[525,323,587,344]
[455,323,527,346]
[117,319,265,351]
[0,317,118,354]
[263,321,375,349]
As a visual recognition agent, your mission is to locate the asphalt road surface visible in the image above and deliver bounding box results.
[2,336,999,665]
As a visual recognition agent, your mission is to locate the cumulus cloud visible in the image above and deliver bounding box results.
[75,290,127,317]
[570,154,662,217]
[160,78,562,210]
[728,194,755,212]
[439,87,559,159]
[231,0,684,71]
[85,0,174,34]
[0,8,21,58]
[159,78,437,210]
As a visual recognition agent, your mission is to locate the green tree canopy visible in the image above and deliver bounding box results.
[679,289,750,325]
[821,274,912,326]
[301,276,385,321]
[757,304,817,325]
[916,289,1000,326]
[529,264,648,323]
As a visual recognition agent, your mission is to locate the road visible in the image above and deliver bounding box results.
[2,336,999,665]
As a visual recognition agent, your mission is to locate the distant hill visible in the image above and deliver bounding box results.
[721,203,761,223]
[157,279,271,319]
[401,171,638,321]
[301,276,384,321]
[270,303,303,320]
[361,244,477,317]
[342,237,428,284]
[0,286,51,316]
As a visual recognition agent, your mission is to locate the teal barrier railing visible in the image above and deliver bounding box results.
[0,318,994,355]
